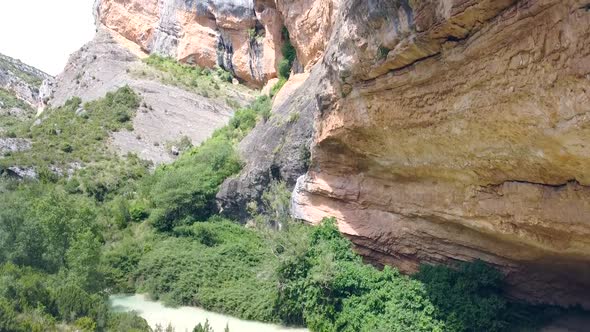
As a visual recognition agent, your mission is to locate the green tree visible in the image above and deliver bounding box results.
[33,190,96,272]
[275,218,445,331]
[0,191,45,268]
[106,312,151,332]
[66,229,103,292]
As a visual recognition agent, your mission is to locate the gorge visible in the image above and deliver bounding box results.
[1,0,590,331]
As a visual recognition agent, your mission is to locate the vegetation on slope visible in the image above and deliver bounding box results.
[0,54,46,86]
[0,88,34,112]
[268,27,297,99]
[0,88,35,137]
[0,88,153,331]
[1,86,140,167]
[0,84,274,331]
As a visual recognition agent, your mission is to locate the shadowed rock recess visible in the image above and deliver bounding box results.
[219,0,590,309]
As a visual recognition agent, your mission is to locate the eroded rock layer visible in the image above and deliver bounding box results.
[291,0,590,307]
[96,0,285,85]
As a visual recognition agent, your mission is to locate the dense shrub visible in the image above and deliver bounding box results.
[278,59,292,79]
[106,312,152,332]
[135,220,278,321]
[275,218,445,331]
[269,78,286,99]
[0,297,19,332]
[414,260,556,332]
[148,136,242,231]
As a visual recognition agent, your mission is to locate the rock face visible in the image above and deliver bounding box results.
[96,0,285,86]
[217,70,318,219]
[0,53,52,109]
[0,138,31,155]
[48,28,245,164]
[220,0,590,309]
[275,0,337,70]
[290,0,590,308]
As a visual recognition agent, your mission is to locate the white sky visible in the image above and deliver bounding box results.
[0,0,96,76]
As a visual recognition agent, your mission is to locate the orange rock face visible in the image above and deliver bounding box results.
[276,0,338,70]
[96,0,285,86]
[97,0,159,51]
[292,0,590,307]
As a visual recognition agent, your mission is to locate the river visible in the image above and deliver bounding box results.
[109,294,309,332]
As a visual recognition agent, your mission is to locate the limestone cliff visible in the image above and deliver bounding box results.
[94,0,339,85]
[219,0,590,309]
[291,0,590,308]
[95,0,285,86]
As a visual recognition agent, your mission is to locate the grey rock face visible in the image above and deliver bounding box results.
[216,68,323,221]
[3,166,37,180]
[216,29,235,73]
[149,0,182,57]
[185,0,254,18]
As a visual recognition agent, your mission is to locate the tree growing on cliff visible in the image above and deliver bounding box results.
[279,27,297,79]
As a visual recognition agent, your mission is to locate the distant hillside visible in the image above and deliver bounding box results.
[0,53,52,109]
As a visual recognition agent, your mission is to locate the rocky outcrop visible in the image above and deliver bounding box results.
[290,0,590,308]
[0,53,52,109]
[217,70,319,218]
[219,0,590,309]
[275,0,337,70]
[96,0,285,86]
[48,28,245,164]
[0,138,31,155]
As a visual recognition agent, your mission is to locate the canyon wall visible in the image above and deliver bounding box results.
[217,0,590,308]
[95,0,338,85]
[290,0,590,308]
